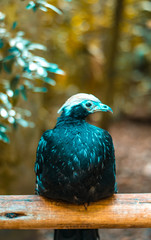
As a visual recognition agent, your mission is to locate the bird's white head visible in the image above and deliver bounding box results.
[58,93,113,118]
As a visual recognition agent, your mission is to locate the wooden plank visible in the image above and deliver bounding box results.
[0,194,151,229]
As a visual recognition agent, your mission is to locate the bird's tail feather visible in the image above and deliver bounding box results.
[54,229,100,240]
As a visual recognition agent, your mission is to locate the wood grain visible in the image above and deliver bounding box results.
[0,194,151,229]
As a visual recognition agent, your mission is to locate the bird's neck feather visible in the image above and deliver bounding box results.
[57,105,89,124]
[56,113,86,126]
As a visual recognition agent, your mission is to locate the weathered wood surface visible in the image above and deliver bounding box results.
[0,194,151,229]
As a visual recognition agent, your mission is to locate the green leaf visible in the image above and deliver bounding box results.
[0,28,6,34]
[9,47,20,53]
[23,72,33,80]
[26,1,36,10]
[12,21,17,30]
[0,12,5,21]
[33,56,51,67]
[43,77,56,86]
[10,75,20,91]
[14,89,20,98]
[12,119,18,129]
[32,6,38,12]
[46,63,58,70]
[16,57,27,67]
[37,0,62,15]
[37,67,48,77]
[39,6,48,12]
[28,122,35,128]
[0,123,8,133]
[0,38,4,48]
[33,87,47,92]
[0,108,8,118]
[20,85,27,101]
[3,55,15,61]
[24,80,34,89]
[55,69,65,75]
[16,31,24,37]
[21,109,31,117]
[17,118,29,127]
[0,93,9,104]
[23,66,31,73]
[0,131,10,143]
[47,65,65,75]
[28,43,47,51]
[3,59,14,73]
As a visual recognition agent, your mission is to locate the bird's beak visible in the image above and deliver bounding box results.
[94,102,113,113]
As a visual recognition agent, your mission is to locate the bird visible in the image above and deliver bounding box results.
[35,93,117,240]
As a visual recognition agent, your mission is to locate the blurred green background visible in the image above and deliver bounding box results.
[0,0,151,239]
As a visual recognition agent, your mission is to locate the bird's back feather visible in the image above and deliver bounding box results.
[35,121,116,204]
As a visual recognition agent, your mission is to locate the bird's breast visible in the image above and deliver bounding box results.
[51,124,104,176]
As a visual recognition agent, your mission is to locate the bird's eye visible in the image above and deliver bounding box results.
[86,102,92,107]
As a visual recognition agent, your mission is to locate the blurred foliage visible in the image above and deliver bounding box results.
[0,2,64,143]
[0,0,151,143]
[115,0,151,116]
[26,0,62,14]
[37,0,151,118]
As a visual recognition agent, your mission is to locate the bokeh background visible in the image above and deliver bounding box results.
[0,0,151,239]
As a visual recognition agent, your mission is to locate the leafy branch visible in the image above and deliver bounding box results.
[26,0,62,14]
[0,4,64,143]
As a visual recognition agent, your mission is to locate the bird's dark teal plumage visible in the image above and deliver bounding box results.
[35,93,117,240]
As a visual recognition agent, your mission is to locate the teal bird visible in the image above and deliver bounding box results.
[35,93,117,240]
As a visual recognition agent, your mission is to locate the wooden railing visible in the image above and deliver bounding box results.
[0,194,151,229]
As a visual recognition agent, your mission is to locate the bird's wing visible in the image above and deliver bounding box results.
[100,129,117,192]
[101,130,116,169]
[35,129,53,192]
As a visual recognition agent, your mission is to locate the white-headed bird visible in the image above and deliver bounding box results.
[35,93,117,240]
